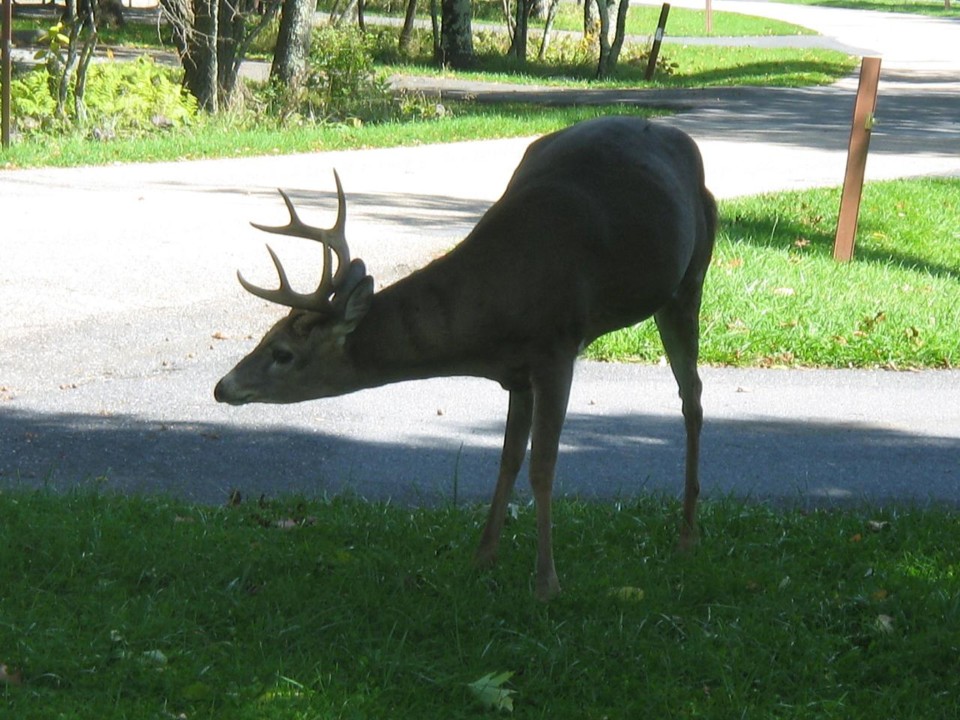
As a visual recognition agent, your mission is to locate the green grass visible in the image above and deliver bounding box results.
[2,489,959,718]
[0,103,663,168]
[777,0,959,18]
[589,178,960,369]
[549,3,818,37]
[381,44,855,88]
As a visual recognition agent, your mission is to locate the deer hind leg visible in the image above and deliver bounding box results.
[654,289,705,552]
[477,388,533,568]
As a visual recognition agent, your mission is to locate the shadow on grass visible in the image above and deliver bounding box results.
[3,403,958,509]
[720,180,960,282]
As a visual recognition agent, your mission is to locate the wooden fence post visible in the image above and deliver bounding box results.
[834,57,882,262]
[645,3,671,81]
[2,0,12,149]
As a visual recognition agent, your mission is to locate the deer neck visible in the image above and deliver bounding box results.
[344,261,486,388]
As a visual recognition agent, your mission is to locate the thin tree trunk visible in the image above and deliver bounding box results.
[594,0,610,79]
[399,0,417,53]
[607,0,629,71]
[537,0,560,61]
[429,0,441,62]
[508,0,530,62]
[231,0,281,83]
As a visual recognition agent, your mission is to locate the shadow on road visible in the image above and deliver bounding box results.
[3,405,958,508]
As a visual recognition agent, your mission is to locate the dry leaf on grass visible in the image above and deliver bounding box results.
[0,663,23,686]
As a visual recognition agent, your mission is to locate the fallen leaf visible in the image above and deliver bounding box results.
[609,586,645,602]
[867,520,889,533]
[0,663,23,686]
[141,649,168,666]
[850,533,863,543]
[469,671,515,713]
[875,614,895,634]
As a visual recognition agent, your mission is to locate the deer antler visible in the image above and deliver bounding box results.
[238,171,351,313]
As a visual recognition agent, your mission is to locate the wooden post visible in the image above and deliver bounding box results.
[834,57,882,262]
[645,3,670,81]
[705,0,713,35]
[2,0,12,149]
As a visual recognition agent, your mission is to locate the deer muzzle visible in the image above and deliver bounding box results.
[213,374,255,405]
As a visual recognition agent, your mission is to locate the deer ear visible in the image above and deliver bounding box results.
[339,276,373,335]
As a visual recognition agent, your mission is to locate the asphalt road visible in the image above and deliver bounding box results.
[2,1,959,507]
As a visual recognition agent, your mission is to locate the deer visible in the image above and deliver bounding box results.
[215,116,717,601]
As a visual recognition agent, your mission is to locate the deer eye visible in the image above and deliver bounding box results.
[271,347,295,366]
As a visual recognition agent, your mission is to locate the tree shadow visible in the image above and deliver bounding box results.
[3,404,958,509]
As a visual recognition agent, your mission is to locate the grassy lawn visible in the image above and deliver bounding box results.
[2,490,959,718]
[0,103,666,168]
[778,0,959,17]
[360,0,819,36]
[590,178,960,369]
[379,44,855,88]
[549,2,818,36]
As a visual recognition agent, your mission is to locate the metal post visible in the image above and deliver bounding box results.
[645,3,670,81]
[834,57,882,262]
[2,0,12,149]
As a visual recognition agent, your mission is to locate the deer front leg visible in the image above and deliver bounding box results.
[477,388,533,568]
[528,357,575,601]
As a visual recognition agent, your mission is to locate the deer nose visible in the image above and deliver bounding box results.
[214,376,249,405]
[213,379,230,403]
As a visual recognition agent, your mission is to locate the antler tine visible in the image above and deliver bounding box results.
[247,172,352,305]
[251,172,350,271]
[236,244,335,313]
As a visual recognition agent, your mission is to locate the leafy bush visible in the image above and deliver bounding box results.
[263,25,440,125]
[12,56,198,138]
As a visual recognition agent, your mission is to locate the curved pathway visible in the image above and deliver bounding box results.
[1,2,958,506]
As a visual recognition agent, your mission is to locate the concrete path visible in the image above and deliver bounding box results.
[1,1,958,507]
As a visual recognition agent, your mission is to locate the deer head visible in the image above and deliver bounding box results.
[214,172,374,405]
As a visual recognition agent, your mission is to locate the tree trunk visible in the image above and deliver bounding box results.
[594,0,610,79]
[439,0,473,68]
[607,0,629,71]
[582,0,596,34]
[271,0,314,87]
[429,0,441,61]
[175,0,220,111]
[508,0,531,62]
[501,0,515,39]
[537,0,560,60]
[74,3,99,123]
[216,0,246,99]
[399,0,417,54]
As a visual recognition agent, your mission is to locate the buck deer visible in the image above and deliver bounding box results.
[215,116,717,600]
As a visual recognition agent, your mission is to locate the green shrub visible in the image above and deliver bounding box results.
[11,56,198,138]
[263,25,440,125]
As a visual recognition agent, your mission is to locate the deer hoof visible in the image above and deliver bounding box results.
[474,544,499,569]
[535,573,561,602]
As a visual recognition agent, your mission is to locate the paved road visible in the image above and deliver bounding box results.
[1,1,958,507]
